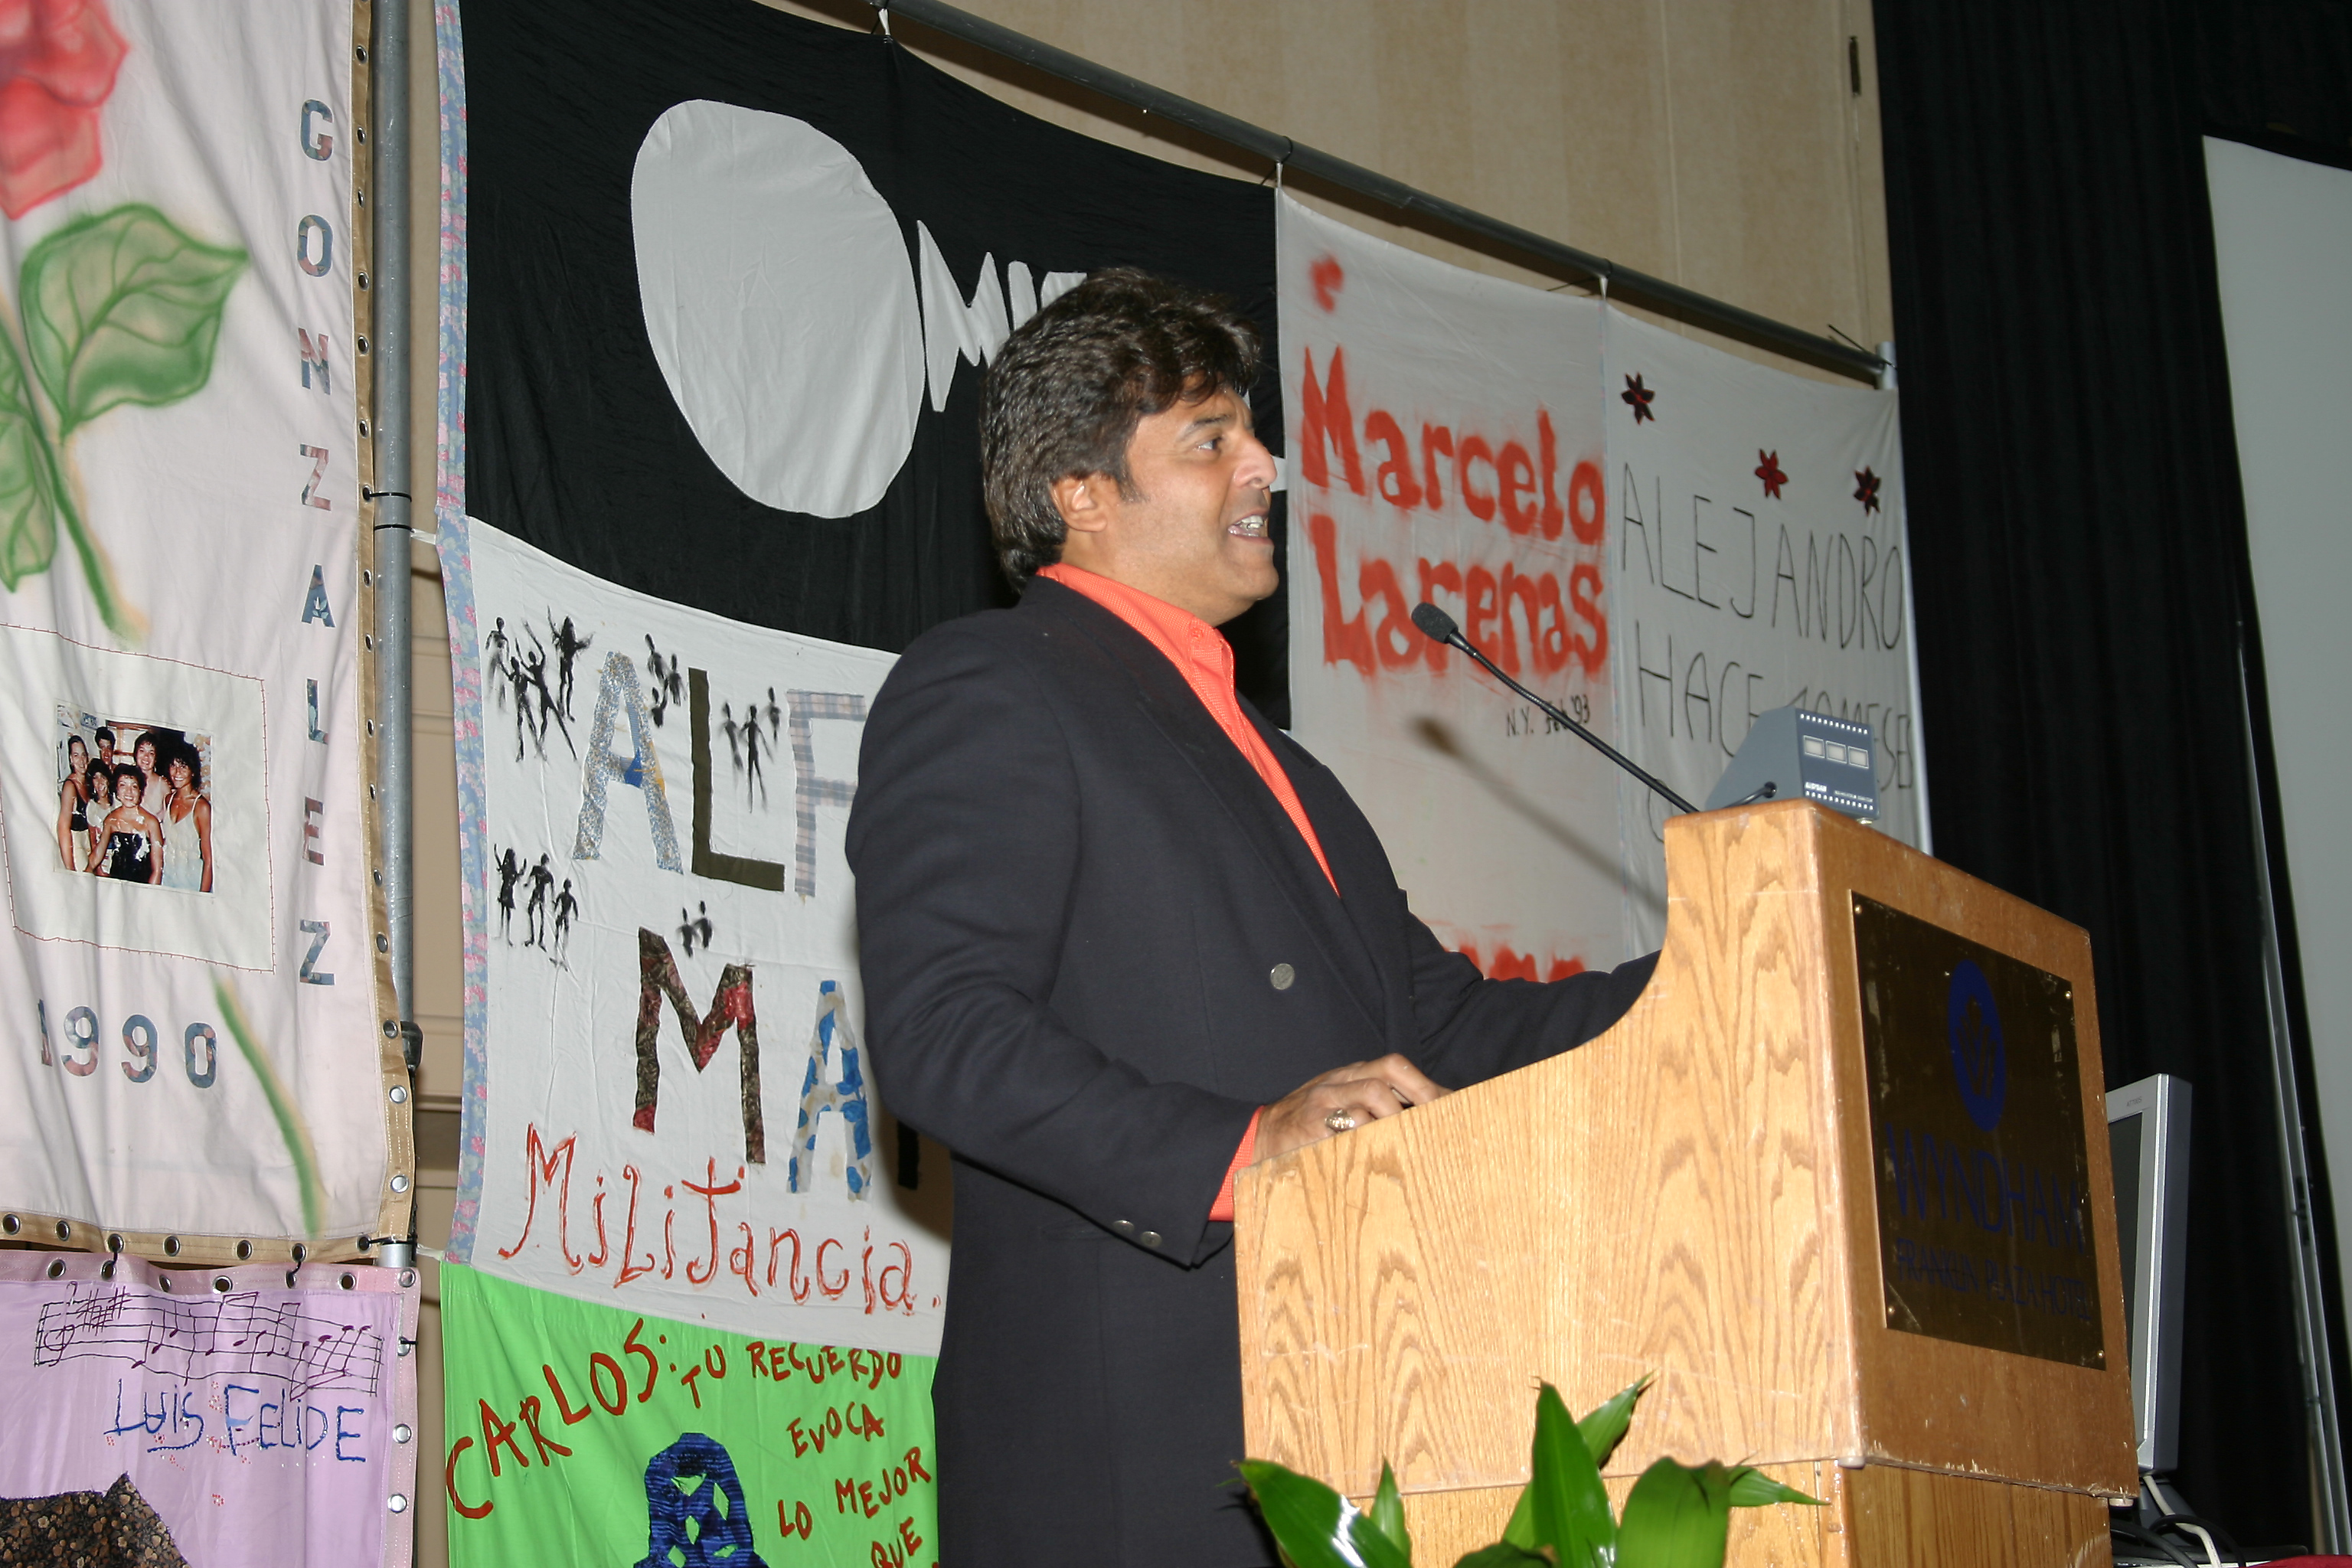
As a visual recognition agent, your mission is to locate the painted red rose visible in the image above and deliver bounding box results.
[0,0,126,220]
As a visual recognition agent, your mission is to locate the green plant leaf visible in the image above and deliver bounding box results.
[1453,1545,1553,1568]
[1349,1509,1416,1568]
[1615,1459,1735,1568]
[1506,1376,1651,1551]
[1577,1376,1652,1468]
[1370,1461,1412,1557]
[1236,1461,1413,1568]
[0,329,57,589]
[1501,1484,1537,1550]
[1723,1468,1824,1510]
[1527,1383,1618,1568]
[19,204,247,436]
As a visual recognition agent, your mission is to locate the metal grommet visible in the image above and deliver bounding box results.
[236,1240,253,1260]
[291,1243,308,1264]
[286,1269,301,1288]
[382,1020,398,1038]
[106,1233,122,1253]
[162,1235,180,1256]
[158,1273,173,1292]
[390,1085,408,1103]
[399,1269,417,1289]
[387,1494,408,1514]
[390,1174,410,1194]
[213,1276,232,1293]
[45,1259,64,1279]
[339,1272,356,1291]
[1269,962,1296,991]
[54,1219,70,1241]
[394,1423,413,1445]
[2,1214,18,1234]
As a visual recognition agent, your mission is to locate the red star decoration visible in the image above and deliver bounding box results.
[1755,450,1788,498]
[1621,373,1657,423]
[1854,466,1882,513]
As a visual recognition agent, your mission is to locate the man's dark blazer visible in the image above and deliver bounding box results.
[846,577,1655,1567]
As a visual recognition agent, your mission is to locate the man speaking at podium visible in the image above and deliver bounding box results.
[847,269,1655,1566]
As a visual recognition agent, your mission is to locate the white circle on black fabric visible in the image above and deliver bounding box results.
[631,100,922,518]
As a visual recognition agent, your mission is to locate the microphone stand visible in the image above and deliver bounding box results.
[1410,602,1700,817]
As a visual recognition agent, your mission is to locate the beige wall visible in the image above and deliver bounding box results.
[400,4,1894,1562]
[771,0,1894,372]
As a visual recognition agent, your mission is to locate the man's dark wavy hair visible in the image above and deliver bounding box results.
[979,266,1260,586]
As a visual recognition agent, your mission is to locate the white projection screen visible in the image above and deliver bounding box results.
[2205,135,2352,1308]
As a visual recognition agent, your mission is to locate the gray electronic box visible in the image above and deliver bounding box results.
[1704,704,1880,822]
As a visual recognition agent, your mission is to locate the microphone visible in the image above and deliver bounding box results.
[1410,602,1700,817]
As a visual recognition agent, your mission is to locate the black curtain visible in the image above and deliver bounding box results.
[1874,0,2344,1547]
[2197,0,2352,161]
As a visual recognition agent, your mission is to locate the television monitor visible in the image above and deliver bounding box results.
[2107,1073,2194,1474]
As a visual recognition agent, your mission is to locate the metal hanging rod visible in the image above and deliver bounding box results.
[867,0,1886,380]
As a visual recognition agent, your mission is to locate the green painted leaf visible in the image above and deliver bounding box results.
[1723,1467,1824,1510]
[1577,1376,1652,1468]
[0,329,57,589]
[1527,1383,1617,1568]
[19,204,247,436]
[1615,1459,1733,1568]
[1237,1460,1412,1568]
[1370,1461,1412,1557]
[1453,1544,1553,1568]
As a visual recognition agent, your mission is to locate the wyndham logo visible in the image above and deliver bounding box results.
[1947,959,2006,1132]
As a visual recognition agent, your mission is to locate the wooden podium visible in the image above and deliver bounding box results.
[1234,800,2138,1566]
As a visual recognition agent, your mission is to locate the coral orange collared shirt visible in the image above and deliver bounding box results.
[1037,562,1338,1219]
[1038,562,1337,892]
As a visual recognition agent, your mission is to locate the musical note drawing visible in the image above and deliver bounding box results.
[34,1284,383,1400]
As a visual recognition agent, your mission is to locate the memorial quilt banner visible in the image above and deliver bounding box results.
[1603,309,1922,948]
[0,1251,421,1568]
[1279,194,1624,977]
[440,1261,937,1568]
[441,0,1293,1354]
[451,0,1279,685]
[0,0,400,1256]
[450,520,949,1355]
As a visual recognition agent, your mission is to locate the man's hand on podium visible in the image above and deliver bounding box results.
[1253,1054,1449,1165]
